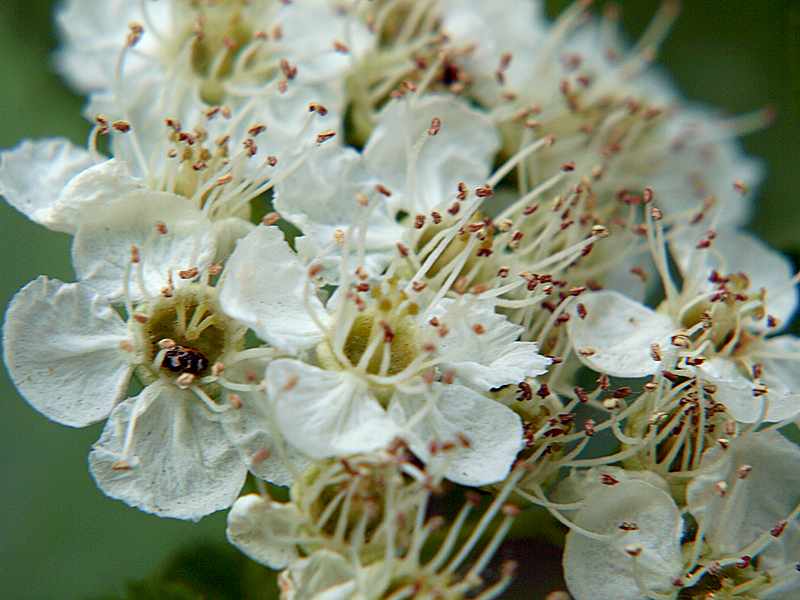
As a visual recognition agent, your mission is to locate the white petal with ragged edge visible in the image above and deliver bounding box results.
[219,226,327,354]
[89,382,247,521]
[221,358,310,486]
[72,190,216,303]
[568,290,674,378]
[432,298,551,390]
[267,359,398,458]
[0,138,95,232]
[564,480,683,600]
[364,95,499,215]
[389,383,523,486]
[3,276,132,427]
[226,494,303,569]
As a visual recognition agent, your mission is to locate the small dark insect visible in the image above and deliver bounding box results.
[162,345,209,375]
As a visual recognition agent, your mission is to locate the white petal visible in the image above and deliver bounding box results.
[274,144,402,280]
[432,298,551,389]
[89,383,247,520]
[388,383,522,486]
[211,216,255,263]
[221,358,310,486]
[568,290,675,378]
[754,335,800,421]
[698,356,800,424]
[219,226,326,353]
[226,494,303,569]
[54,0,154,92]
[364,95,499,214]
[267,359,398,458]
[687,431,800,562]
[0,138,95,232]
[564,480,683,600]
[53,158,145,228]
[3,276,132,427]
[72,190,216,303]
[282,550,356,600]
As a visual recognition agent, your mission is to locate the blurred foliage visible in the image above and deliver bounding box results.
[90,542,277,600]
[0,1,798,599]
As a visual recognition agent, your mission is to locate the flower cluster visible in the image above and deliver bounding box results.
[2,1,798,599]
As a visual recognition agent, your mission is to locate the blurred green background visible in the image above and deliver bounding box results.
[0,1,798,598]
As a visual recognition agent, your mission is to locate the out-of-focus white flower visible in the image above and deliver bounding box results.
[569,227,800,423]
[55,0,370,109]
[219,225,548,485]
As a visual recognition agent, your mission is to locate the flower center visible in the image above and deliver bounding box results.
[318,280,422,381]
[133,284,243,379]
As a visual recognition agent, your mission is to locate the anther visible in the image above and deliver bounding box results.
[316,130,336,144]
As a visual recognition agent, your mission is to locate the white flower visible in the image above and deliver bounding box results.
[219,225,547,485]
[1,87,337,265]
[228,451,521,599]
[563,433,800,599]
[56,0,369,108]
[569,228,800,423]
[4,203,298,518]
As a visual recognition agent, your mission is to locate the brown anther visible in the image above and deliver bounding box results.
[771,520,788,537]
[600,473,620,485]
[332,39,349,53]
[736,464,753,479]
[456,432,471,449]
[619,521,639,531]
[475,184,494,198]
[583,419,596,436]
[591,224,609,237]
[248,124,267,137]
[457,181,468,200]
[178,267,199,280]
[208,263,223,277]
[441,370,455,384]
[431,211,442,224]
[279,58,298,79]
[414,214,426,229]
[130,244,141,264]
[536,383,551,399]
[111,120,131,133]
[733,179,749,195]
[502,503,521,517]
[126,22,144,47]
[427,117,442,136]
[375,183,392,197]
[411,280,427,293]
[112,459,133,471]
[576,303,587,320]
[396,242,409,257]
[308,102,328,116]
[216,173,234,186]
[578,347,596,357]
[316,129,336,144]
[379,320,395,343]
[266,155,278,167]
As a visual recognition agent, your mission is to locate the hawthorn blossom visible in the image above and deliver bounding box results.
[56,0,370,109]
[219,224,550,485]
[569,227,800,423]
[562,431,800,600]
[3,198,297,519]
[228,448,521,599]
